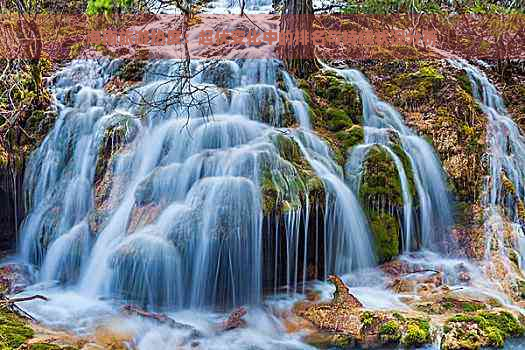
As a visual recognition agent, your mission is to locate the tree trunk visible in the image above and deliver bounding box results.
[279,0,317,77]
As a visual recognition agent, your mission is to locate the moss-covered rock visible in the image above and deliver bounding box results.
[335,125,364,150]
[354,60,487,204]
[325,108,353,132]
[309,73,362,123]
[360,146,410,207]
[358,145,416,262]
[400,318,431,347]
[260,133,325,215]
[379,319,402,344]
[28,344,63,350]
[303,332,354,349]
[368,212,400,264]
[0,308,34,350]
[442,311,525,350]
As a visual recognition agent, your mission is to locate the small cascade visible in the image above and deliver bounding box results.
[449,60,525,219]
[323,65,454,253]
[449,59,525,277]
[282,72,376,275]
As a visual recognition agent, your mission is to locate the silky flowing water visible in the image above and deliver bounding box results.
[2,23,524,348]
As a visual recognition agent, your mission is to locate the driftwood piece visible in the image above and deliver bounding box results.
[122,304,248,333]
[0,293,50,321]
[0,294,49,305]
[121,304,195,331]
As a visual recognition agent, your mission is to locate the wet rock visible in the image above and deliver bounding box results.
[327,275,362,308]
[126,203,162,234]
[0,263,34,294]
[218,307,248,331]
[303,332,355,349]
[200,61,240,89]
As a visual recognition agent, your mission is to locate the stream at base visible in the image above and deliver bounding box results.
[5,247,524,349]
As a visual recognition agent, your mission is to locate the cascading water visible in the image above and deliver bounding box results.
[449,59,525,268]
[323,65,454,253]
[17,55,377,311]
[282,72,376,275]
[448,60,525,217]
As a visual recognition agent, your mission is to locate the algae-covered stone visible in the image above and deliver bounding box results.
[359,146,415,262]
[379,320,401,344]
[401,318,431,347]
[368,212,400,263]
[335,125,364,150]
[308,72,362,127]
[0,308,34,350]
[442,311,525,350]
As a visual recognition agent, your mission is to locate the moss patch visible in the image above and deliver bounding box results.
[0,308,34,350]
[260,133,325,215]
[442,311,525,350]
[379,319,401,344]
[355,60,487,204]
[358,145,416,262]
[401,318,431,347]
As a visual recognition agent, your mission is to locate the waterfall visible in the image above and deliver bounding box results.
[449,59,525,215]
[449,59,525,263]
[18,58,376,309]
[323,64,454,252]
[282,72,376,274]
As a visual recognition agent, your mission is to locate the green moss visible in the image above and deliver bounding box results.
[29,344,63,350]
[360,146,404,206]
[358,145,416,262]
[462,302,485,313]
[401,319,430,347]
[326,108,353,132]
[260,134,325,215]
[368,211,399,263]
[445,311,524,348]
[309,72,362,126]
[383,62,445,109]
[335,125,364,150]
[360,311,375,328]
[304,332,353,349]
[0,309,34,350]
[379,320,401,343]
[393,312,405,321]
[271,133,303,165]
[485,326,505,347]
[457,73,473,95]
